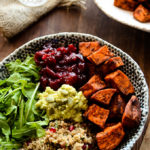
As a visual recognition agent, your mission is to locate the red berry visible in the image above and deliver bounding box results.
[49,127,56,133]
[40,76,48,89]
[65,72,78,85]
[46,67,56,78]
[42,48,52,53]
[42,54,49,60]
[68,44,77,52]
[26,141,31,146]
[69,125,75,131]
[82,144,87,150]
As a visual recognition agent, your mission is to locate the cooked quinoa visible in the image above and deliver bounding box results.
[22,120,96,150]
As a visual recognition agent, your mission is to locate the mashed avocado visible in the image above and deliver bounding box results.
[36,84,88,122]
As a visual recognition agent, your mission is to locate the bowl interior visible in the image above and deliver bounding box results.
[0,33,149,150]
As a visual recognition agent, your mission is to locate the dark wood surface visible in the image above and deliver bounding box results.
[0,0,149,149]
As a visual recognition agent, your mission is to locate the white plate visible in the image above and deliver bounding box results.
[94,0,150,32]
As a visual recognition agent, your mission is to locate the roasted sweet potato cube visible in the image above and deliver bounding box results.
[105,70,135,95]
[79,41,101,57]
[87,63,96,77]
[105,122,117,128]
[122,95,141,128]
[85,104,109,128]
[133,4,150,22]
[80,75,106,97]
[87,46,114,65]
[114,0,138,11]
[96,122,125,150]
[91,88,116,105]
[100,57,124,75]
[109,94,126,119]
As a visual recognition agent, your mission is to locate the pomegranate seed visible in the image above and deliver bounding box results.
[82,144,87,150]
[49,127,56,133]
[26,140,31,146]
[69,125,75,131]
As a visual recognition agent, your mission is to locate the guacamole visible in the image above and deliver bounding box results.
[36,84,88,122]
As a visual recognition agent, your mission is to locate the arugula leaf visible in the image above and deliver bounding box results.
[26,122,45,138]
[12,126,36,139]
[0,87,11,103]
[6,56,40,81]
[18,98,25,129]
[5,105,17,116]
[0,142,21,150]
[0,80,6,86]
[0,119,10,141]
[0,113,6,120]
[24,82,40,122]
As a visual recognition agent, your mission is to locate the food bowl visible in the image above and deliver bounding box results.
[0,32,149,150]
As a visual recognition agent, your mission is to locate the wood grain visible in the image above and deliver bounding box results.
[0,0,149,149]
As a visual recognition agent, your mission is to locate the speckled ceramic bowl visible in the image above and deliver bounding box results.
[0,32,149,150]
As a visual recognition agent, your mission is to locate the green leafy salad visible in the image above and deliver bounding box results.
[0,56,48,149]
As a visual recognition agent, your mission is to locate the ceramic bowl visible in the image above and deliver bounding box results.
[0,32,149,150]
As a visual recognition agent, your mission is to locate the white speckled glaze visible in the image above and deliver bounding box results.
[0,32,149,149]
[94,0,150,32]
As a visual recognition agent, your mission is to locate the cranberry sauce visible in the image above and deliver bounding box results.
[34,44,87,90]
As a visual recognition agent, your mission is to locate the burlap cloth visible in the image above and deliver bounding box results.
[0,0,85,38]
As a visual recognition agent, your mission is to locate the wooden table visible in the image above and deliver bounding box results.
[0,0,149,149]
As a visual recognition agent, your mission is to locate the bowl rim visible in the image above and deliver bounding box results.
[0,32,149,149]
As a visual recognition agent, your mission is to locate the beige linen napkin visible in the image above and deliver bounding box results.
[0,0,85,38]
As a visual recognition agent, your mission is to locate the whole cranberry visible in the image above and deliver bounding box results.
[40,76,48,89]
[55,51,62,60]
[68,44,77,52]
[42,48,52,53]
[65,72,78,85]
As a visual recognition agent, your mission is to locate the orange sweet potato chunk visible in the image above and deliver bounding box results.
[91,88,116,105]
[85,104,109,128]
[122,95,141,128]
[114,0,138,11]
[87,63,96,77]
[105,70,135,95]
[105,122,117,128]
[133,4,150,22]
[100,57,124,75]
[80,75,106,97]
[79,41,101,57]
[96,122,125,150]
[87,45,114,66]
[109,94,126,119]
